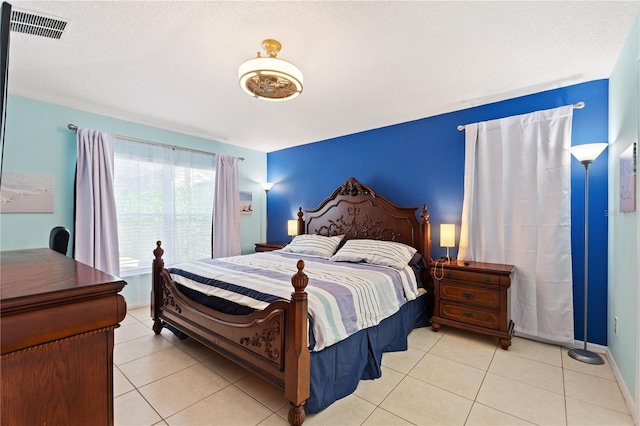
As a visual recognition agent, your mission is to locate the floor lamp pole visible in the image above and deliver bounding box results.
[568,160,604,365]
[264,189,269,241]
[261,182,273,242]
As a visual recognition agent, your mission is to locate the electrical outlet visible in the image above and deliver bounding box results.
[614,316,618,335]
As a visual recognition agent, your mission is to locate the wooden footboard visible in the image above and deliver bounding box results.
[151,241,310,425]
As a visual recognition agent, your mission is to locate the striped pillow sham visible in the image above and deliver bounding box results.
[280,234,344,258]
[330,239,417,270]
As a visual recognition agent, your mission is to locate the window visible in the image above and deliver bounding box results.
[113,139,215,275]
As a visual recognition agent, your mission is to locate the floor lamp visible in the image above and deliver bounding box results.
[569,143,607,365]
[262,182,273,241]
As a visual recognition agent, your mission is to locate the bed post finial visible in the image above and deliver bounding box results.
[420,204,430,222]
[291,260,308,294]
[296,207,305,237]
[154,241,164,260]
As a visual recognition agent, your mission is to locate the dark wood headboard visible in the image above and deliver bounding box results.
[295,177,432,263]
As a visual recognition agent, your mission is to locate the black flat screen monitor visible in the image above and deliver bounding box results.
[0,2,11,185]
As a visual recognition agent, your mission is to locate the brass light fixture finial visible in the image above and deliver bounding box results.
[261,39,281,58]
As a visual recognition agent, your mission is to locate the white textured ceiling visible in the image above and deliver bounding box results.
[7,1,640,152]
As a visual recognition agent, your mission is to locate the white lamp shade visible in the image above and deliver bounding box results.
[262,182,274,192]
[440,224,456,248]
[287,220,298,236]
[570,143,608,163]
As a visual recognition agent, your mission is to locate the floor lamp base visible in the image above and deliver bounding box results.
[568,348,604,365]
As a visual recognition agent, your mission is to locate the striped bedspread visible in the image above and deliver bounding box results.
[168,251,420,351]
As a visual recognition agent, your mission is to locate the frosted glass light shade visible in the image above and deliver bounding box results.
[239,58,303,102]
[440,224,456,248]
[261,182,274,192]
[570,143,608,164]
[287,220,298,237]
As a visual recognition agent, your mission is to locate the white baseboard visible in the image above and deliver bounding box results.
[126,301,149,310]
[571,339,608,354]
[606,347,638,426]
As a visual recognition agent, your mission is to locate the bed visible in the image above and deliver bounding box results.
[151,177,432,425]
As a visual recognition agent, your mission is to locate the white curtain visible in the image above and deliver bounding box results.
[113,139,215,274]
[458,106,574,344]
[212,154,240,258]
[75,128,120,276]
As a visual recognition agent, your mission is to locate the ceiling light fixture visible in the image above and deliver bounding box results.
[238,39,303,101]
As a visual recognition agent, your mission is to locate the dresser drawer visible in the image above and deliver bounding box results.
[441,269,501,285]
[440,281,500,308]
[440,302,500,330]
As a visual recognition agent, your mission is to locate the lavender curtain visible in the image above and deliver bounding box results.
[212,154,240,258]
[75,128,120,276]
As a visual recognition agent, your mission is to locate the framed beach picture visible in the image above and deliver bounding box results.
[619,142,636,213]
[0,172,54,213]
[240,191,253,215]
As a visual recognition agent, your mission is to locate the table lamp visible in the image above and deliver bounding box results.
[287,219,298,240]
[440,223,456,261]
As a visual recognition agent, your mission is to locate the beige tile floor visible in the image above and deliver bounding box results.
[114,306,634,426]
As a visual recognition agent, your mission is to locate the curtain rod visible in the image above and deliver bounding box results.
[67,124,244,161]
[456,101,585,131]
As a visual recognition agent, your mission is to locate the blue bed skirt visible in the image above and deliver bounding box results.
[308,292,429,413]
[169,285,429,414]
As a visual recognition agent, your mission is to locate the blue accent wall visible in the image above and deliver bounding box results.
[267,80,609,345]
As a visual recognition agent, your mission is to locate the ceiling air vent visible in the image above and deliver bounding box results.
[10,9,68,39]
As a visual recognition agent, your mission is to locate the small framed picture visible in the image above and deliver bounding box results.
[620,142,636,213]
[0,172,54,213]
[240,191,253,215]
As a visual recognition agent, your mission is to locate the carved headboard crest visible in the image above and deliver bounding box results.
[338,177,375,198]
[299,177,431,262]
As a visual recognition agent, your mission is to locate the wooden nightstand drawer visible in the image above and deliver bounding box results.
[440,302,500,330]
[255,242,288,252]
[440,282,500,308]
[441,269,501,286]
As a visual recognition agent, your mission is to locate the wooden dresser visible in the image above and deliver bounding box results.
[0,248,127,426]
[430,259,514,349]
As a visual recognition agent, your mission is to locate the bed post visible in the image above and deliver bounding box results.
[285,260,310,426]
[420,204,431,263]
[419,205,435,317]
[151,241,164,334]
[296,207,305,236]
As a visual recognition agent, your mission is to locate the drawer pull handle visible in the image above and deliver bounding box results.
[485,276,492,283]
[462,292,474,299]
[462,311,473,318]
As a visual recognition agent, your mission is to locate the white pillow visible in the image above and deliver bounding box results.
[330,239,417,270]
[280,234,344,258]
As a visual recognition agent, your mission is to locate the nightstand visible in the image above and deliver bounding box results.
[254,242,288,252]
[430,259,515,350]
